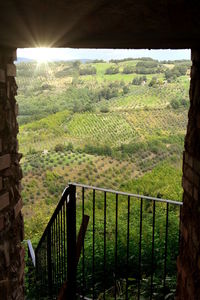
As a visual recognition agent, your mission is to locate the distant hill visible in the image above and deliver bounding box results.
[16,57,93,63]
[16,57,34,63]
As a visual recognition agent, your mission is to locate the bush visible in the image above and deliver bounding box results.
[66,142,74,151]
[136,61,158,68]
[100,105,109,113]
[165,64,188,82]
[123,86,129,94]
[135,61,159,74]
[105,66,119,75]
[171,99,181,109]
[122,65,135,74]
[54,144,65,152]
[132,76,147,85]
[170,97,189,109]
[84,144,112,156]
[99,87,119,100]
[148,76,158,87]
[79,66,96,75]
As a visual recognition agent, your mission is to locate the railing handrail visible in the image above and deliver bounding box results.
[27,239,36,267]
[35,185,71,254]
[68,182,183,206]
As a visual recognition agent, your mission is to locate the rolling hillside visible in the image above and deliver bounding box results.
[16,58,190,242]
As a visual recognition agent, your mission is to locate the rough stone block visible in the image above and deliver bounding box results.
[182,176,193,197]
[184,152,193,168]
[0,69,6,83]
[0,177,2,190]
[193,187,199,202]
[6,81,10,98]
[15,103,18,116]
[19,261,25,282]
[197,113,200,129]
[0,279,9,299]
[181,224,189,243]
[3,242,10,267]
[14,198,22,219]
[0,154,11,171]
[0,215,4,231]
[193,157,200,175]
[184,164,194,182]
[0,192,9,211]
[19,247,25,264]
[6,64,16,77]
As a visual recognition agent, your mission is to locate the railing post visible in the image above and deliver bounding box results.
[67,184,76,299]
[47,228,53,296]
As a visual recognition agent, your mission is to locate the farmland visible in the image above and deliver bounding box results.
[17,57,190,298]
[16,58,190,240]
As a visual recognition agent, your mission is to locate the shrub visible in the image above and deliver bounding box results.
[84,144,112,156]
[66,142,74,151]
[135,61,159,74]
[79,66,96,75]
[164,65,188,82]
[99,87,119,100]
[54,143,65,152]
[100,105,109,113]
[170,98,181,109]
[148,76,158,87]
[105,66,119,75]
[132,76,147,85]
[122,65,135,74]
[123,86,129,94]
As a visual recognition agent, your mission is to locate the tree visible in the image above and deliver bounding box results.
[123,86,129,94]
[72,60,81,69]
[105,66,119,74]
[122,65,135,74]
[148,76,158,87]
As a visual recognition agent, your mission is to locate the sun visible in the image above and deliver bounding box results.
[34,47,51,63]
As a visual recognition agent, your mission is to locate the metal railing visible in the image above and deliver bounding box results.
[35,185,76,299]
[35,183,183,299]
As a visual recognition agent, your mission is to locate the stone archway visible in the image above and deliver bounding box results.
[0,47,200,299]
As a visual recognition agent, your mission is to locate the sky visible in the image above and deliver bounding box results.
[17,48,191,62]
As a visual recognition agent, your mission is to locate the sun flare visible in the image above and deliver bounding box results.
[34,47,51,63]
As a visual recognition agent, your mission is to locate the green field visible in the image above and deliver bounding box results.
[17,57,190,298]
[16,58,190,238]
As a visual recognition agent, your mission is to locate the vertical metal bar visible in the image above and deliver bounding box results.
[55,216,58,292]
[52,223,54,289]
[126,196,130,300]
[138,198,143,300]
[150,200,156,300]
[65,199,68,278]
[61,206,63,282]
[53,221,56,289]
[103,191,107,300]
[58,211,61,287]
[67,184,77,300]
[92,189,95,300]
[63,200,66,278]
[82,187,85,299]
[47,227,52,296]
[115,193,118,300]
[163,202,169,288]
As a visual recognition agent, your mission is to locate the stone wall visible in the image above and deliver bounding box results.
[0,48,24,299]
[176,49,200,299]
